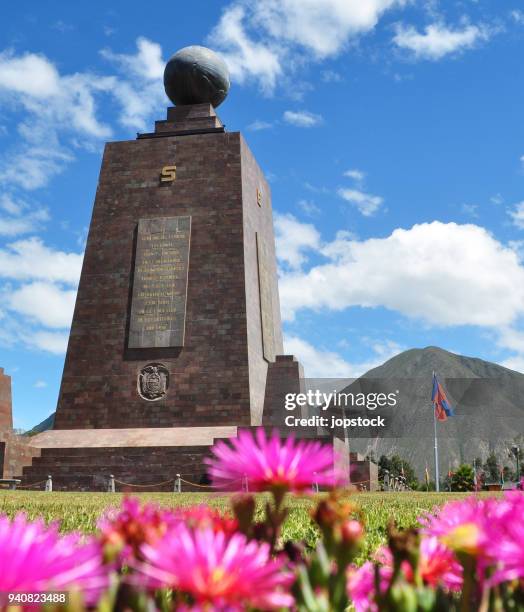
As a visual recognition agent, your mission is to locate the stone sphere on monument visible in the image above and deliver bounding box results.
[163,45,230,108]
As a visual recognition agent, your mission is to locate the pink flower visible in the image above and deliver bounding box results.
[99,497,179,561]
[419,497,499,556]
[205,428,340,493]
[347,561,391,612]
[419,493,524,585]
[484,491,524,585]
[0,513,109,606]
[135,525,294,610]
[419,537,462,590]
[347,538,462,610]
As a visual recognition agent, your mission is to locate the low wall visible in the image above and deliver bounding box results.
[0,430,41,479]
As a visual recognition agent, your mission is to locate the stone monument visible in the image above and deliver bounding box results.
[1,368,40,480]
[18,46,315,490]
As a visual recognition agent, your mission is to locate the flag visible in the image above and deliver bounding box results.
[432,373,455,421]
[425,463,430,486]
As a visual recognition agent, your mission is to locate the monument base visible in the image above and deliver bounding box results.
[19,427,237,492]
[16,425,366,492]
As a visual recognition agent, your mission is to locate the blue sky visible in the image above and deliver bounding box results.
[2,0,524,429]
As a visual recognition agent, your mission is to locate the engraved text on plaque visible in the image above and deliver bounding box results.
[129,216,191,348]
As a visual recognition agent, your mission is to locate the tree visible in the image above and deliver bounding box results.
[508,437,523,482]
[378,454,418,489]
[451,464,475,492]
[378,455,391,483]
[483,452,500,482]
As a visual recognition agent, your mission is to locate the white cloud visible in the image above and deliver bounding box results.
[101,37,164,80]
[509,202,524,229]
[284,334,403,378]
[0,51,60,98]
[0,50,112,139]
[497,327,524,355]
[210,0,406,94]
[30,331,69,355]
[8,282,76,328]
[338,187,384,216]
[0,238,82,354]
[0,38,168,192]
[274,213,321,269]
[34,380,48,388]
[284,335,354,377]
[509,240,524,262]
[247,119,274,131]
[0,310,70,355]
[498,328,524,374]
[344,169,366,182]
[279,221,524,327]
[210,5,283,95]
[249,0,405,58]
[0,194,49,236]
[283,110,323,127]
[393,22,491,60]
[500,355,524,374]
[0,143,74,191]
[0,214,48,237]
[0,237,83,284]
[0,195,24,215]
[100,37,167,131]
[298,199,321,216]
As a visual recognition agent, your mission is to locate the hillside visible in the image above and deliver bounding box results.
[343,346,524,478]
[26,412,55,436]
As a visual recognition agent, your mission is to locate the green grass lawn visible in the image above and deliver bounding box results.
[0,490,480,563]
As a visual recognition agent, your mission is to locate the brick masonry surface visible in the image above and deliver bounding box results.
[21,445,212,492]
[1,432,41,480]
[0,371,41,479]
[54,104,283,430]
[0,368,12,433]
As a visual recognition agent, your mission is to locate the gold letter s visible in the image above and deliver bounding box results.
[160,165,177,182]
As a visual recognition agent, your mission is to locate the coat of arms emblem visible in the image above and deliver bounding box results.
[137,363,169,401]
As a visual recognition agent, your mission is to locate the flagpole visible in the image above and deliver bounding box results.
[433,371,440,492]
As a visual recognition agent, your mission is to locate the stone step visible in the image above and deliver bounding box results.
[30,455,207,467]
[17,444,214,492]
[38,445,211,457]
